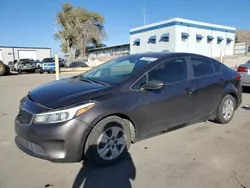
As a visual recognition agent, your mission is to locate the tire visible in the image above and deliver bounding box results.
[0,61,6,76]
[214,94,236,124]
[84,116,132,166]
[18,69,22,74]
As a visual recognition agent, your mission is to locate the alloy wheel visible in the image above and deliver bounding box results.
[97,126,126,160]
[222,99,234,120]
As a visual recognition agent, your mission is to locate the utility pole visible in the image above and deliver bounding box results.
[143,5,147,25]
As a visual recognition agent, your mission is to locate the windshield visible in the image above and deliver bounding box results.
[42,58,55,62]
[81,55,159,85]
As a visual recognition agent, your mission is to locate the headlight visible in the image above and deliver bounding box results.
[34,102,95,124]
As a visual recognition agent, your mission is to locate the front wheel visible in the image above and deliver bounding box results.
[214,94,236,124]
[0,61,6,76]
[84,116,131,166]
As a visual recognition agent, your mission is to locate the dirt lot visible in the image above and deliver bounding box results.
[0,73,250,188]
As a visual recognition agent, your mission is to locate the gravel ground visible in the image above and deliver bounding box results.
[0,73,250,188]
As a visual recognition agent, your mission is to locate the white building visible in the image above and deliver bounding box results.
[0,46,51,64]
[130,18,236,57]
[88,44,130,59]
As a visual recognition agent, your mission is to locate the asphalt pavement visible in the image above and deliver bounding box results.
[1,73,250,188]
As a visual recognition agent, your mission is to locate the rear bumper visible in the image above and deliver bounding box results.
[15,118,91,163]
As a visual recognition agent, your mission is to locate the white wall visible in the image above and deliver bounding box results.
[0,47,14,64]
[175,26,235,57]
[13,48,51,60]
[130,26,176,54]
[130,17,236,57]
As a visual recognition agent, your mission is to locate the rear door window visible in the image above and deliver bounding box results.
[190,57,214,78]
[148,58,188,84]
[213,61,223,73]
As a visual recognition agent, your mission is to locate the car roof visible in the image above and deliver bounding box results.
[127,52,211,59]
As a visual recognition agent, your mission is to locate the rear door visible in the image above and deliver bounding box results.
[188,56,224,119]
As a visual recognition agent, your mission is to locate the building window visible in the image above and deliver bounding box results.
[148,35,156,44]
[207,35,214,43]
[196,34,203,42]
[160,33,169,42]
[133,39,140,46]
[181,32,189,41]
[226,38,233,44]
[217,37,224,44]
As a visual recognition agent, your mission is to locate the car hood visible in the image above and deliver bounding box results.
[29,77,109,109]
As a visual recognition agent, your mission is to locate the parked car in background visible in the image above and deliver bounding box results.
[237,60,250,87]
[68,61,89,68]
[16,59,38,74]
[39,58,56,74]
[59,58,66,67]
[15,53,242,166]
[40,57,65,68]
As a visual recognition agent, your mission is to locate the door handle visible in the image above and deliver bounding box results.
[185,88,195,94]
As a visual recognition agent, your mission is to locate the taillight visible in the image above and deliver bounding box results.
[235,73,241,81]
[237,66,248,72]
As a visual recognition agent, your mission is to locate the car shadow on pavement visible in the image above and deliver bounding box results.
[4,72,18,76]
[242,86,250,94]
[72,146,136,188]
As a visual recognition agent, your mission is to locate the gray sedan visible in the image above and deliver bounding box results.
[237,60,250,87]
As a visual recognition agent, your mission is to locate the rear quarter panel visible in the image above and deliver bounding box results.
[222,65,242,107]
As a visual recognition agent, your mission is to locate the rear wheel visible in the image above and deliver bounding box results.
[0,61,6,76]
[215,94,236,124]
[84,116,131,166]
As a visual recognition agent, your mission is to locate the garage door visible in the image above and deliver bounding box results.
[18,50,37,60]
[0,50,2,61]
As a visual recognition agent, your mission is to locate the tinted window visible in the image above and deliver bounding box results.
[148,58,188,84]
[213,61,222,73]
[191,57,214,78]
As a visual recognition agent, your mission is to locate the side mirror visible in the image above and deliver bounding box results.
[141,80,165,90]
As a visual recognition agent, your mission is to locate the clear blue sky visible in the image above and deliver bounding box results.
[0,0,249,56]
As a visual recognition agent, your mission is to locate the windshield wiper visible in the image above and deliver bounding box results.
[79,77,109,86]
[79,77,95,84]
[87,78,109,86]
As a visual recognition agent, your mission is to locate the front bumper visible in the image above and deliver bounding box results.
[15,118,91,163]
[240,73,250,86]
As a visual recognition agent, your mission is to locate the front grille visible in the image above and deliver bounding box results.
[17,109,33,124]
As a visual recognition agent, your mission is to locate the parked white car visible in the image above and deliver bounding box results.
[237,60,250,87]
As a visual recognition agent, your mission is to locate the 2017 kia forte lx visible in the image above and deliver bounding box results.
[15,53,242,166]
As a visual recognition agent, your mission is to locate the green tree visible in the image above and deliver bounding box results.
[55,3,106,62]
